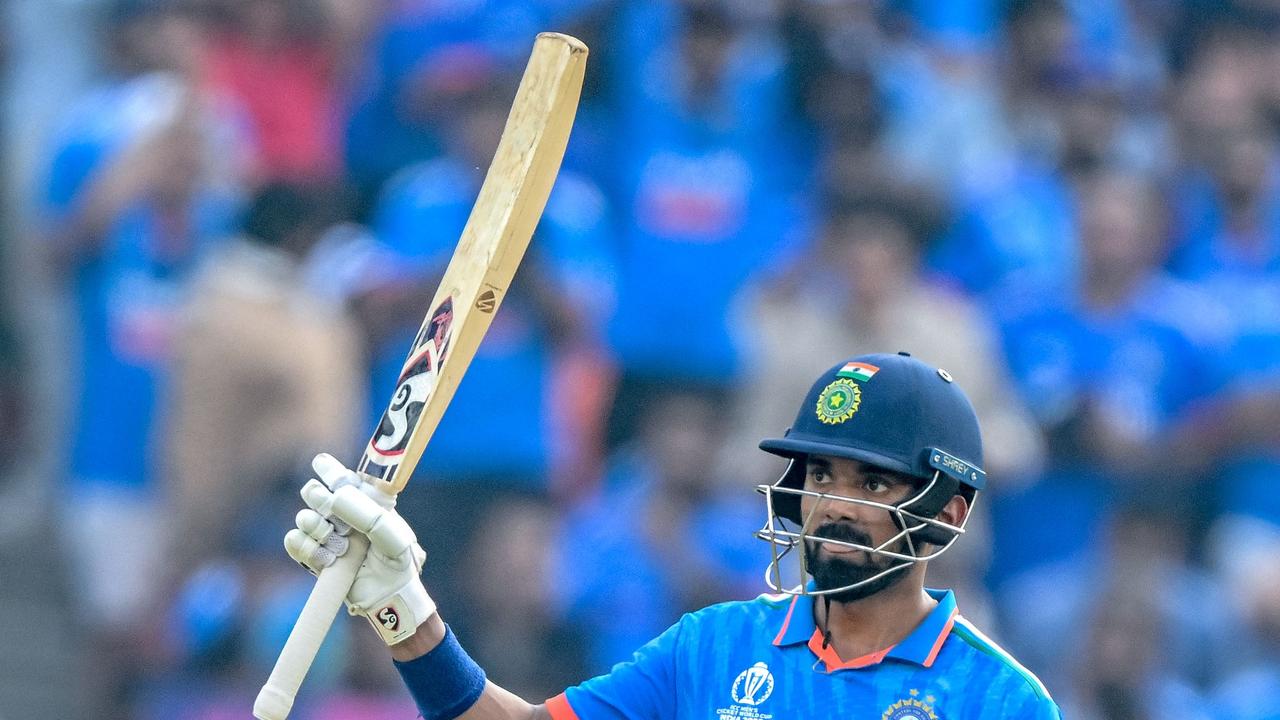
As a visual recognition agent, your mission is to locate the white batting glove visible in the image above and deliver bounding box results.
[284,453,437,646]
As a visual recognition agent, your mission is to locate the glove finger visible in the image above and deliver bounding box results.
[301,478,337,517]
[329,485,417,561]
[327,484,383,534]
[312,452,360,492]
[368,514,420,564]
[329,516,352,536]
[296,509,335,543]
[285,529,336,573]
[296,509,350,556]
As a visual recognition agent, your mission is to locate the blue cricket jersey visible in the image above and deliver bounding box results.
[544,589,1061,719]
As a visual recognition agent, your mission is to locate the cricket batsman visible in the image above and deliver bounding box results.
[286,352,1062,718]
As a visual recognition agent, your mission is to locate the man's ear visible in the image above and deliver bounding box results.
[937,493,970,530]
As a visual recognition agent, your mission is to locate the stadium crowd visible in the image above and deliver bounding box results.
[2,0,1280,718]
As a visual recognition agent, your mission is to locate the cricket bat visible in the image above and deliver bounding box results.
[253,32,588,720]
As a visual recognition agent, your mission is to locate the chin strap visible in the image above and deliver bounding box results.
[820,595,834,650]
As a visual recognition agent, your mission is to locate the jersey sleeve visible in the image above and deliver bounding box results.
[546,614,688,720]
[1017,692,1064,720]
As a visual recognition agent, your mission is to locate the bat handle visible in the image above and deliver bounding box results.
[253,532,371,720]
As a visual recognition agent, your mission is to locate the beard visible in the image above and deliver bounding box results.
[804,522,911,603]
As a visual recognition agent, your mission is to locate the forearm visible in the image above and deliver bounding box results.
[461,683,551,720]
[392,613,550,720]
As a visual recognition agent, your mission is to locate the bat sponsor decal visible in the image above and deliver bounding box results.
[363,298,455,465]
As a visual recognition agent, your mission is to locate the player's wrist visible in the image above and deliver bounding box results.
[393,622,486,720]
[390,612,447,661]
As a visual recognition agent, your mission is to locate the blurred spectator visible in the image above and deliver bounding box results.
[603,0,811,445]
[1192,267,1280,533]
[1003,500,1231,720]
[39,3,248,714]
[203,0,369,183]
[1166,58,1280,531]
[1169,124,1280,281]
[1210,536,1280,720]
[927,153,1079,301]
[342,0,608,203]
[928,0,1172,301]
[783,2,884,194]
[1001,0,1170,174]
[552,391,763,675]
[1073,590,1216,720]
[875,13,1015,193]
[467,496,570,698]
[361,57,614,653]
[145,183,388,718]
[990,169,1229,581]
[163,181,364,579]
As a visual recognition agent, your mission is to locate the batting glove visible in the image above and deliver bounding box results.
[284,453,437,646]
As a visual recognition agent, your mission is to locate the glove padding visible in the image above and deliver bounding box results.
[285,453,436,646]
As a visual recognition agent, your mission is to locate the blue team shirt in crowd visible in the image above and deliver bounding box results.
[987,272,1230,577]
[344,0,609,190]
[551,450,765,672]
[928,163,1078,301]
[1167,169,1280,281]
[371,158,612,484]
[604,0,811,384]
[1195,271,1280,526]
[540,588,1060,720]
[44,77,240,488]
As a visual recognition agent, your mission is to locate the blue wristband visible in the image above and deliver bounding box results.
[393,626,487,720]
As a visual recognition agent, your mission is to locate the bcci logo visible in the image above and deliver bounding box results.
[731,662,774,706]
[882,690,939,720]
[816,379,861,425]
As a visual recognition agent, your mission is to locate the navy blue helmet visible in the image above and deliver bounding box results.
[755,352,986,597]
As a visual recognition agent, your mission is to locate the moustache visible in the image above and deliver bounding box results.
[810,523,872,549]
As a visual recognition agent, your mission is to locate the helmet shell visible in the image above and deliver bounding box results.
[759,352,985,522]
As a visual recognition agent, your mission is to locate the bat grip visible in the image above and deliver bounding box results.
[253,532,370,720]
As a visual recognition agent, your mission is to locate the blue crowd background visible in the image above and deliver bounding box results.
[2,0,1280,718]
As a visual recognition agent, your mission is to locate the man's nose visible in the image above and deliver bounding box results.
[816,492,870,525]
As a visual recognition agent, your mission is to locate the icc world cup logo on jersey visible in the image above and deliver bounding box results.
[731,662,774,706]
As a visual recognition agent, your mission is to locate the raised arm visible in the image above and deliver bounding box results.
[285,454,555,720]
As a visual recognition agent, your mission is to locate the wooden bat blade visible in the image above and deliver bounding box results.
[357,31,588,495]
[253,32,587,720]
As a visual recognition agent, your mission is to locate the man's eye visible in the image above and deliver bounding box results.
[810,470,831,484]
[865,477,890,493]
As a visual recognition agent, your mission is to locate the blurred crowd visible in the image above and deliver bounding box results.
[3,0,1280,718]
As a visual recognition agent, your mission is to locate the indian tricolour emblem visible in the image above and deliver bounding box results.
[731,662,774,706]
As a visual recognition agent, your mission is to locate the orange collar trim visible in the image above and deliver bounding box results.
[807,629,895,672]
[771,588,960,670]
